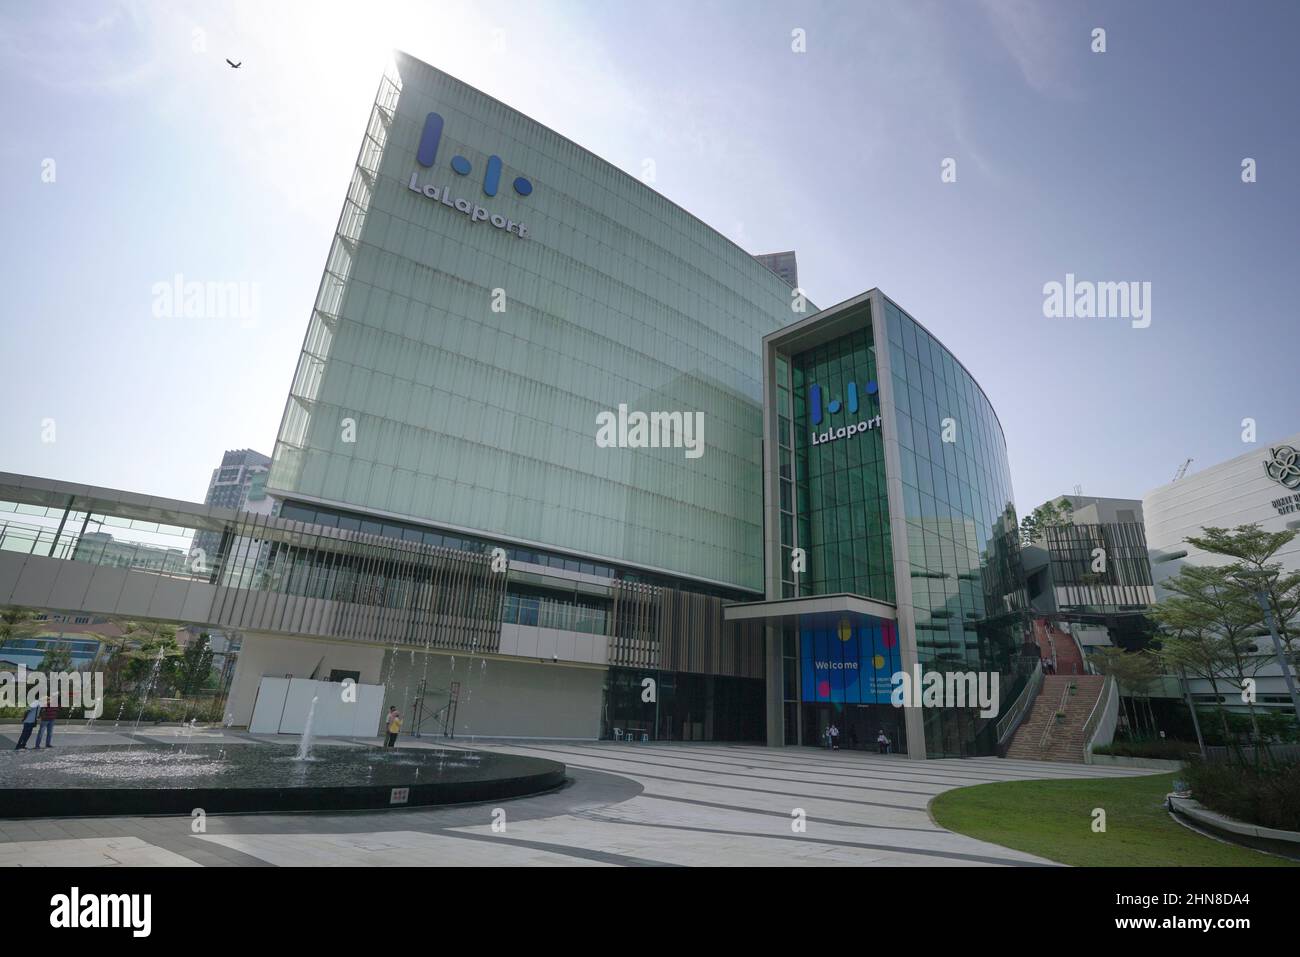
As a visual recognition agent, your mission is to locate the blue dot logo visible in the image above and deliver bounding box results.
[810,380,877,426]
[416,112,535,200]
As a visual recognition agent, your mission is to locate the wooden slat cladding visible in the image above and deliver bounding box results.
[608,580,660,669]
[658,590,765,678]
[610,581,764,679]
[208,515,504,651]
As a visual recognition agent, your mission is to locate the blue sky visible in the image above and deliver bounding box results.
[1,0,1296,518]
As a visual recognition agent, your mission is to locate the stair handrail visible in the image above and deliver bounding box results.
[1082,674,1116,747]
[996,659,1043,746]
[1039,679,1072,751]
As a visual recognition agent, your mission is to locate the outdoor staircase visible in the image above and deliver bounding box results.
[1032,618,1086,676]
[1004,674,1106,763]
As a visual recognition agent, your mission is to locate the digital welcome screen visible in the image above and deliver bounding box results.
[800,617,899,704]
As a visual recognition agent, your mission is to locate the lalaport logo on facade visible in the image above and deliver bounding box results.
[407,111,533,238]
[809,379,881,446]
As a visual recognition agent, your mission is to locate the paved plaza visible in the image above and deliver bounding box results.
[0,728,1156,867]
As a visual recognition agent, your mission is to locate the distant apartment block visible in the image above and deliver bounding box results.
[192,449,271,564]
[754,250,798,289]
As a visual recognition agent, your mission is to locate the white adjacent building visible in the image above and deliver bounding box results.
[1145,432,1300,584]
[1144,431,1300,713]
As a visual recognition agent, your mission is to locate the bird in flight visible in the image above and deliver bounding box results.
[226,58,242,69]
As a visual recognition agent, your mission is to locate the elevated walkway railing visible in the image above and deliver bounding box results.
[1083,674,1117,755]
[1038,678,1073,751]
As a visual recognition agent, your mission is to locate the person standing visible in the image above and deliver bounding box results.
[34,697,58,749]
[384,706,402,748]
[877,730,890,754]
[829,723,840,750]
[14,700,40,750]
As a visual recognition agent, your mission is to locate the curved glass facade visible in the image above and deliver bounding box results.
[269,53,797,592]
[761,291,1027,757]
[880,295,1027,756]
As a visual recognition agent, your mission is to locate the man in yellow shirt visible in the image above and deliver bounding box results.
[384,705,402,748]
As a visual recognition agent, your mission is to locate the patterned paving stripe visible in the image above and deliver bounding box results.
[499,742,1155,784]
[679,743,1153,779]
[466,743,947,797]
[636,792,945,833]
[490,813,1050,867]
[533,743,1044,786]
[475,755,941,811]
[198,827,674,867]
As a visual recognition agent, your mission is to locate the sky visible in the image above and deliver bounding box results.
[1,0,1296,519]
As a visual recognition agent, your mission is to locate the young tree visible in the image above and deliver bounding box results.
[1154,561,1263,754]
[0,606,39,655]
[117,620,183,697]
[1093,646,1162,738]
[1150,600,1236,743]
[1019,497,1074,547]
[37,642,74,673]
[174,633,216,698]
[1186,525,1300,677]
[1,605,36,634]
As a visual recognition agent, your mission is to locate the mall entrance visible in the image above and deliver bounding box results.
[801,702,907,754]
[790,612,909,753]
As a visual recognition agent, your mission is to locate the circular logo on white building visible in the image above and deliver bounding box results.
[1263,445,1300,490]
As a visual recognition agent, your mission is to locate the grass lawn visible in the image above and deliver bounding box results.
[930,772,1297,867]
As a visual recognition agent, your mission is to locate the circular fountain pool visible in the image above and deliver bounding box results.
[0,744,566,818]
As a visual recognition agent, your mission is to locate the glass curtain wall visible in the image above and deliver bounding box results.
[790,312,894,603]
[882,296,1028,757]
[268,53,797,592]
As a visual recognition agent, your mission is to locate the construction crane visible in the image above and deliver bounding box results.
[1173,458,1193,482]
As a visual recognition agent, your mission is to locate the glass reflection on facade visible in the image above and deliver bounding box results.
[882,295,1028,756]
[790,322,893,603]
[760,290,1028,758]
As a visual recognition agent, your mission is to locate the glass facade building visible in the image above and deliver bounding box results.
[248,51,799,744]
[268,52,798,594]
[746,290,1029,757]
[0,53,1036,756]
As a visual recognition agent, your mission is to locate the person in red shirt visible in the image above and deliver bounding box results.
[34,699,57,749]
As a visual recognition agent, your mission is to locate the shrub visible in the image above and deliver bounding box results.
[98,696,226,724]
[0,698,225,724]
[1093,739,1197,760]
[1183,756,1300,831]
[1192,708,1300,746]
